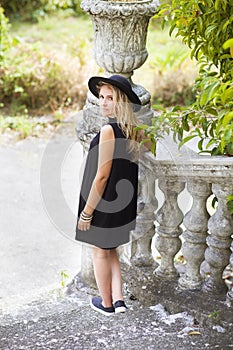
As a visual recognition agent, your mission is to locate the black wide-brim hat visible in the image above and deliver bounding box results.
[88,75,141,112]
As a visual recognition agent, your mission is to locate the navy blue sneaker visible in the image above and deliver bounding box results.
[90,297,115,316]
[113,300,128,313]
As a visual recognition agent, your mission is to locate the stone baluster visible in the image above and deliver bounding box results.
[179,181,211,289]
[130,160,157,266]
[154,179,185,279]
[203,183,233,294]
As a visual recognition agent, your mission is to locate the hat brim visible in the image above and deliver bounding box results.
[88,76,141,112]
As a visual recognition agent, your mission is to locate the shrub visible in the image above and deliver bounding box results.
[144,0,233,156]
[0,42,88,114]
[151,46,197,106]
[1,0,84,22]
[0,6,11,62]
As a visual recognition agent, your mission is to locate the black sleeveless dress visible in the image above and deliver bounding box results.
[75,120,138,249]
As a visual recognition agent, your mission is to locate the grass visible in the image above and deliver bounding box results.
[10,14,94,52]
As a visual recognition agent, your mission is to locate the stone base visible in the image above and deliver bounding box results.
[121,264,233,327]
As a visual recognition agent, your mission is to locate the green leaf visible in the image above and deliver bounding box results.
[134,124,149,131]
[198,138,204,150]
[169,23,177,36]
[198,3,206,14]
[209,121,217,138]
[224,129,232,141]
[151,141,156,155]
[223,38,233,50]
[206,138,217,149]
[199,81,220,107]
[220,137,226,153]
[205,107,218,116]
[195,127,203,138]
[214,0,221,10]
[182,118,190,132]
[222,112,233,127]
[140,138,150,146]
[211,147,221,156]
[152,104,166,112]
[205,25,217,38]
[171,105,183,112]
[177,127,183,141]
[221,87,233,104]
[178,134,197,149]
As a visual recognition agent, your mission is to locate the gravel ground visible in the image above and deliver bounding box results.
[0,288,233,350]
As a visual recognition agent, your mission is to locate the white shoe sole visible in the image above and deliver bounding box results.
[90,301,115,316]
[115,306,127,313]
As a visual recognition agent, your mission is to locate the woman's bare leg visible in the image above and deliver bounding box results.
[92,247,112,307]
[92,247,124,307]
[109,249,124,303]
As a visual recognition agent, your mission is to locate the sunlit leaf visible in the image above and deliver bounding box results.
[188,331,201,335]
[178,134,197,149]
[222,112,233,127]
[223,38,233,50]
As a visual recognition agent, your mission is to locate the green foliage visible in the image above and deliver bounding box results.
[0,6,11,62]
[0,111,66,139]
[0,14,94,115]
[59,269,69,288]
[0,114,38,138]
[208,310,220,321]
[149,0,233,156]
[226,195,233,215]
[135,111,171,155]
[0,40,88,114]
[1,0,85,22]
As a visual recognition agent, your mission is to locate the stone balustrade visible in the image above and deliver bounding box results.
[77,0,233,309]
[132,136,233,305]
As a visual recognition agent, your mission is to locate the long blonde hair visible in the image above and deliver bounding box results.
[97,82,141,155]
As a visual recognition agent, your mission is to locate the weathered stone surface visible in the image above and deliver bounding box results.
[120,264,233,327]
[154,180,185,279]
[203,183,233,294]
[81,0,159,76]
[1,272,233,350]
[179,181,211,289]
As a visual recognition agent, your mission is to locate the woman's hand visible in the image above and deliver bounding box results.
[77,217,91,231]
[77,210,93,231]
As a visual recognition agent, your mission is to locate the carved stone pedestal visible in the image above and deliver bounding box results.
[76,0,159,287]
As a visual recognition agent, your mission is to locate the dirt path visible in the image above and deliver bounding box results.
[0,112,83,313]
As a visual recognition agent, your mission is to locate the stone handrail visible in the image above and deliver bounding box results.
[134,137,233,305]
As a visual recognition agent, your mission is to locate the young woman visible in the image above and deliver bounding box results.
[75,75,142,316]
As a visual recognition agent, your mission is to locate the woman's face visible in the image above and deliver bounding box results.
[99,85,115,117]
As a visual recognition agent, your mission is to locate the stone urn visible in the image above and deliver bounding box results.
[77,0,159,139]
